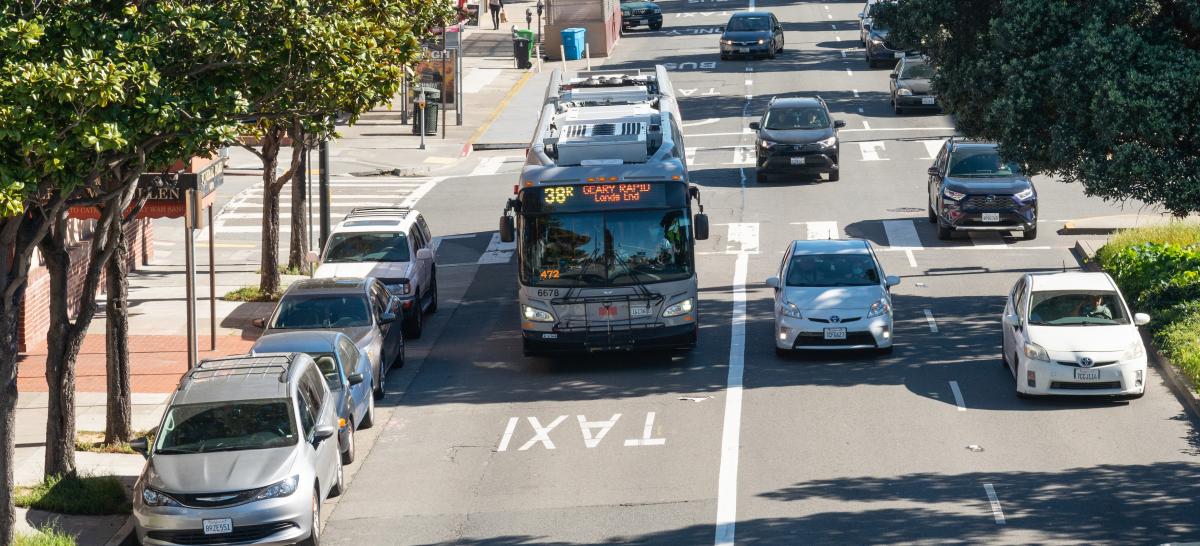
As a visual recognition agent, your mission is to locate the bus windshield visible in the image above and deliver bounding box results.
[521,209,693,287]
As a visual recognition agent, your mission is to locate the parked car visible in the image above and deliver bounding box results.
[252,331,376,465]
[750,96,846,183]
[858,0,884,45]
[620,0,663,30]
[257,277,404,400]
[1002,272,1150,399]
[864,21,905,68]
[889,55,939,114]
[766,239,900,355]
[719,11,784,59]
[131,353,342,546]
[311,207,438,339]
[926,138,1039,240]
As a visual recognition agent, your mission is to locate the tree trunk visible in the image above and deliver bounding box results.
[104,217,132,445]
[287,142,308,274]
[260,130,282,295]
[40,217,80,478]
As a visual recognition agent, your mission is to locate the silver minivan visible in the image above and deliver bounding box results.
[131,353,342,546]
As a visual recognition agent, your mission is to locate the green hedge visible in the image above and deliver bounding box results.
[1095,224,1200,391]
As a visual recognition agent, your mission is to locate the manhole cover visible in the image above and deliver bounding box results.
[888,207,925,213]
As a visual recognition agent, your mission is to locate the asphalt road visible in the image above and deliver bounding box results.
[320,1,1200,544]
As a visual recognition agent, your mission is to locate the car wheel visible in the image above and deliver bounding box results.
[775,347,791,358]
[927,204,938,223]
[894,104,905,115]
[827,169,840,182]
[373,375,385,400]
[391,342,405,369]
[649,22,662,30]
[427,275,438,314]
[340,422,355,465]
[522,338,542,358]
[877,345,894,355]
[937,224,954,240]
[299,491,321,545]
[1016,390,1036,400]
[1022,226,1038,240]
[402,303,423,339]
[359,394,375,429]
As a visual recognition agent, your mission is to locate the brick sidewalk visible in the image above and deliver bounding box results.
[18,334,257,393]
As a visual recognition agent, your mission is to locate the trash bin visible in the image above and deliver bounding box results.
[411,87,440,135]
[512,36,532,69]
[514,28,536,57]
[561,27,586,60]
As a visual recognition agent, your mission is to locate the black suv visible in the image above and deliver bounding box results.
[927,139,1038,240]
[620,0,663,31]
[750,97,845,183]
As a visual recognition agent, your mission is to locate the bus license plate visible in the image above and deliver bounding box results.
[824,328,847,340]
[922,97,935,105]
[631,305,652,318]
[790,157,807,165]
[1075,369,1100,380]
[981,213,1000,222]
[894,51,905,58]
[203,519,232,535]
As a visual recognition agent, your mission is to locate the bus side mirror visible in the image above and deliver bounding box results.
[499,216,515,243]
[694,213,710,241]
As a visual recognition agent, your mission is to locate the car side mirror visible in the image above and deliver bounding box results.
[927,166,941,176]
[889,73,898,79]
[305,250,320,265]
[416,248,434,261]
[1005,314,1022,330]
[251,317,266,329]
[864,22,872,30]
[833,120,846,129]
[1134,313,1151,326]
[347,373,364,386]
[313,424,336,444]
[130,437,149,458]
[693,213,710,241]
[748,121,761,131]
[858,11,865,18]
[885,275,901,287]
[380,311,397,325]
[499,215,515,243]
[765,276,780,289]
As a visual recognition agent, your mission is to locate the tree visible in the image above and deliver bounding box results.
[238,0,455,295]
[103,195,151,446]
[877,0,1200,215]
[0,2,248,541]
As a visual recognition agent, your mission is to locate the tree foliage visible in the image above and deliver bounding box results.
[877,0,1200,215]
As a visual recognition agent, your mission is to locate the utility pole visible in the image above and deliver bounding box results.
[318,139,331,248]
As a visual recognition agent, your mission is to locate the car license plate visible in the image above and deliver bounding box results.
[738,48,750,53]
[823,328,847,340]
[1075,369,1100,381]
[981,212,1000,222]
[790,156,807,165]
[894,51,905,58]
[921,97,936,105]
[631,305,652,318]
[628,18,642,24]
[203,519,233,535]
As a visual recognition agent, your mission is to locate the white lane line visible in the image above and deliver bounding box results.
[470,155,506,177]
[682,118,721,128]
[883,220,921,267]
[686,146,699,166]
[725,223,760,254]
[852,89,860,98]
[497,417,519,451]
[824,5,830,10]
[478,232,516,264]
[744,79,753,86]
[835,35,841,41]
[830,24,836,30]
[841,50,847,58]
[862,120,872,130]
[924,309,939,333]
[846,67,853,77]
[922,139,945,160]
[827,13,833,19]
[714,252,749,546]
[949,380,966,412]
[984,484,1006,525]
[399,176,447,208]
[857,141,887,161]
[840,126,957,132]
[802,221,839,240]
[858,107,865,114]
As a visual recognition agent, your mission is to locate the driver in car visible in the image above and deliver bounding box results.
[1073,294,1112,320]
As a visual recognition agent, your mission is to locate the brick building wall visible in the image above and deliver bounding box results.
[18,217,154,353]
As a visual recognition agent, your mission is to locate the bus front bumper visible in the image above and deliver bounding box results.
[523,323,698,353]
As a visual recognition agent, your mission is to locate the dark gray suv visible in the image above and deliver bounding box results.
[751,97,846,183]
[927,139,1039,240]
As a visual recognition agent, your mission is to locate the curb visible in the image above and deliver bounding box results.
[102,516,136,546]
[1073,239,1200,421]
[472,142,528,151]
[1061,221,1116,236]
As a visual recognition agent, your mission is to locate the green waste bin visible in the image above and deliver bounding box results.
[514,29,535,58]
[412,86,440,135]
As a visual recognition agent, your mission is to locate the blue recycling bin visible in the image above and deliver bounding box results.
[561,27,586,60]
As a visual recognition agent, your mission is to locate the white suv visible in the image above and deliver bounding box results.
[312,208,438,338]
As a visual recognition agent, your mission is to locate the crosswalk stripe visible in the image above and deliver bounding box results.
[477,233,516,264]
[470,156,507,177]
[921,139,944,160]
[883,219,922,267]
[805,221,839,240]
[858,141,888,161]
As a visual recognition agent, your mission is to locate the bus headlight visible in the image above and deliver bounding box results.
[663,298,694,318]
[522,305,555,323]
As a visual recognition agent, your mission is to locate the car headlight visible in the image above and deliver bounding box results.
[1023,341,1049,361]
[867,298,890,318]
[386,282,411,296]
[142,486,181,507]
[721,39,733,45]
[662,298,694,317]
[780,301,802,319]
[757,39,765,45]
[522,305,555,323]
[817,136,837,148]
[759,139,776,149]
[896,88,912,96]
[942,188,966,201]
[255,475,299,501]
[1014,187,1035,201]
[1122,341,1146,361]
[870,38,883,46]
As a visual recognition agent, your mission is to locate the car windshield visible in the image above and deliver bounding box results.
[1027,290,1128,326]
[521,210,693,287]
[763,107,830,130]
[900,62,934,79]
[948,149,1022,177]
[728,16,770,31]
[271,295,372,329]
[324,232,409,263]
[155,400,297,454]
[786,254,881,287]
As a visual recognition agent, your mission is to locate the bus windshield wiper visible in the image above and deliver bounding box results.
[609,251,653,300]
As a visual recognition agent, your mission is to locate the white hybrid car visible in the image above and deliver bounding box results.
[767,239,900,355]
[1002,272,1150,398]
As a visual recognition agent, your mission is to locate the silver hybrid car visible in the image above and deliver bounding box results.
[131,353,342,546]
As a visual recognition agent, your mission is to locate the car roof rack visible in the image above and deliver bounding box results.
[182,354,297,388]
[343,207,412,220]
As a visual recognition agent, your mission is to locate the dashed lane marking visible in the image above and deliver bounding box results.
[949,380,966,411]
[984,484,1006,525]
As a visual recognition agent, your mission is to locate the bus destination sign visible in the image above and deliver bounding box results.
[543,183,654,206]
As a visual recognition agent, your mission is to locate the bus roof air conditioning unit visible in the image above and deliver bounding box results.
[557,121,649,166]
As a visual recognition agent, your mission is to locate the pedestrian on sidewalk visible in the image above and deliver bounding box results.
[489,0,503,30]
